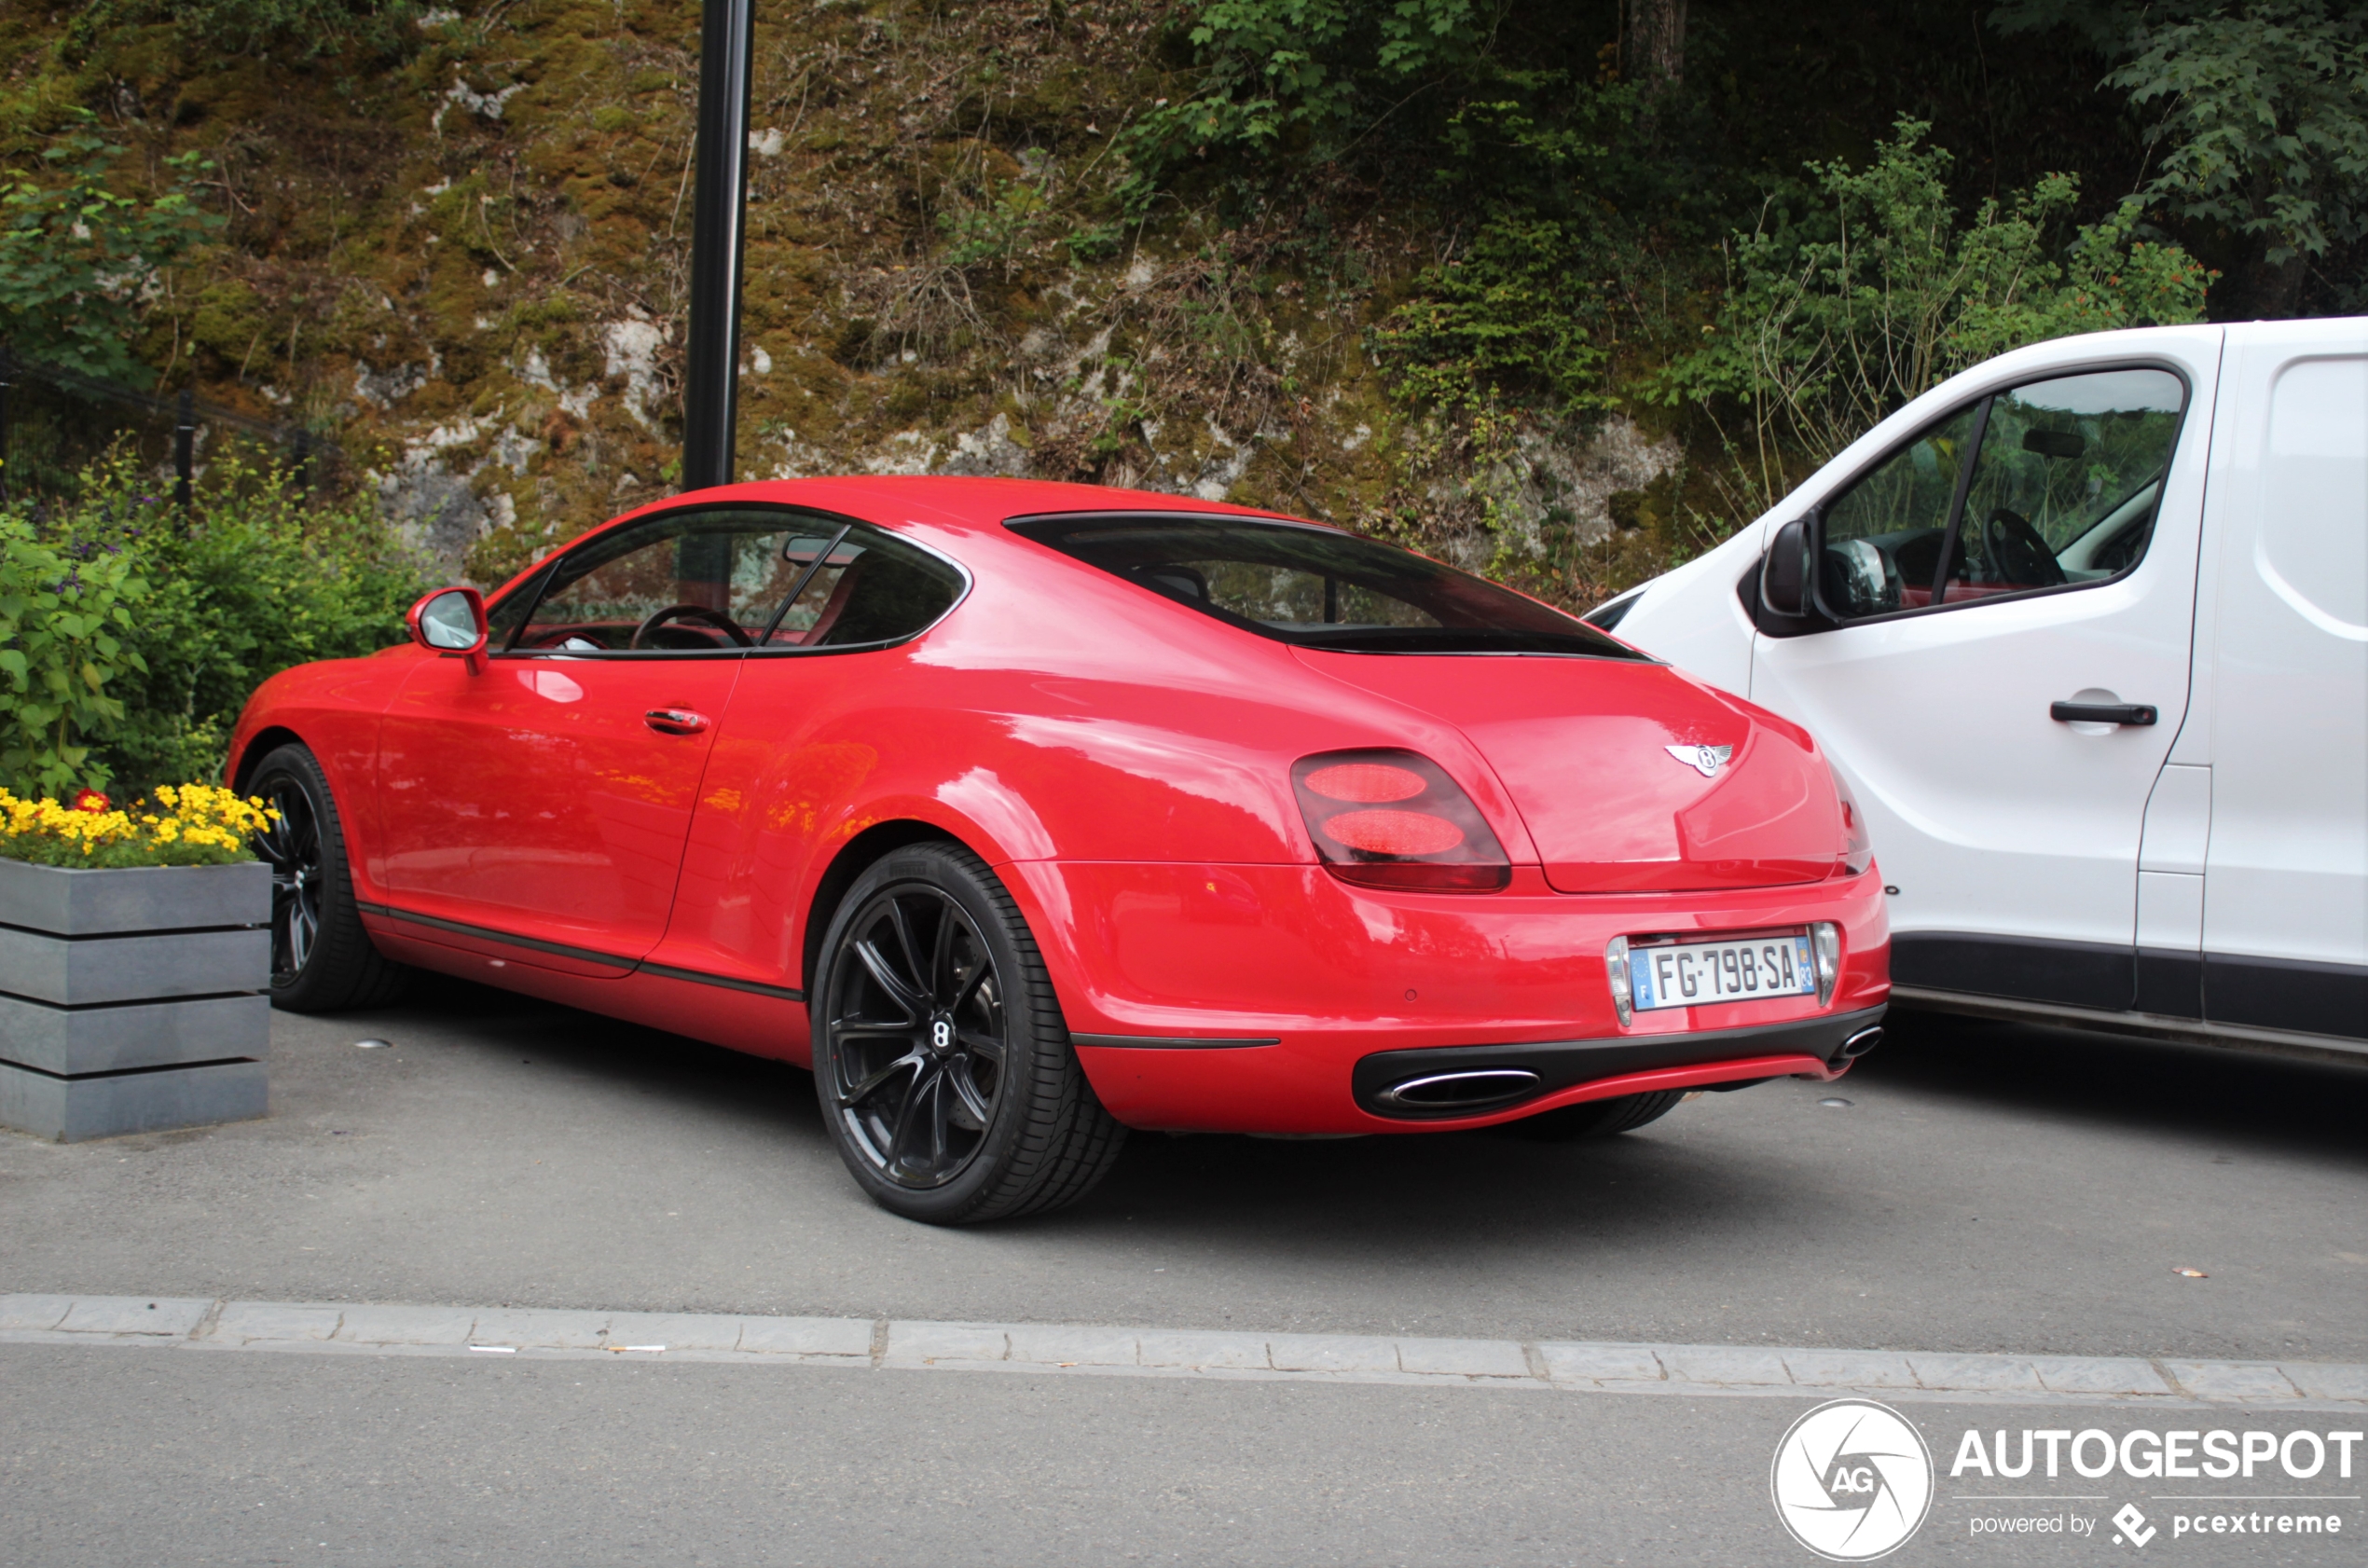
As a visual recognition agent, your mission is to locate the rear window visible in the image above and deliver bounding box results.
[1007,513,1648,659]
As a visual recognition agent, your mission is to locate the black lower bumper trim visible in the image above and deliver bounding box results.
[1351,1006,1889,1120]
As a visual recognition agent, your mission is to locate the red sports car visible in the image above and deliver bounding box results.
[230,477,1889,1222]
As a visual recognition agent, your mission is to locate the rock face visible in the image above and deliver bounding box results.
[19,2,1695,609]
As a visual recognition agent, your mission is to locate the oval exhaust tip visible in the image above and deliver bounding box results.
[1377,1068,1542,1112]
[1836,1025,1883,1061]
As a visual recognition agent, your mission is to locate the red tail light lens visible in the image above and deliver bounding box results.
[1831,764,1873,876]
[1301,762,1425,803]
[1292,750,1511,892]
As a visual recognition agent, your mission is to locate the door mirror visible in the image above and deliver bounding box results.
[1760,516,1811,618]
[409,586,489,671]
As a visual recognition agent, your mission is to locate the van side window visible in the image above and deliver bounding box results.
[1819,406,1978,617]
[1814,367,2187,621]
[1939,369,2186,602]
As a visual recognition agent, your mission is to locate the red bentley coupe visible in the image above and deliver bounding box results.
[230,477,1889,1222]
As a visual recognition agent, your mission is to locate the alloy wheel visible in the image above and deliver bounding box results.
[826,885,1007,1189]
[254,777,323,986]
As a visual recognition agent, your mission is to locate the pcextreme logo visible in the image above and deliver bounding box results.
[1771,1399,1936,1561]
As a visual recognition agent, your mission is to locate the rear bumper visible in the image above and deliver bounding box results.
[1006,860,1890,1135]
[1350,1006,1886,1120]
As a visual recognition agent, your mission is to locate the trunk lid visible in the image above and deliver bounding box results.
[1294,651,1842,893]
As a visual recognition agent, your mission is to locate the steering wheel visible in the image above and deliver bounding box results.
[1980,507,2064,589]
[628,603,753,650]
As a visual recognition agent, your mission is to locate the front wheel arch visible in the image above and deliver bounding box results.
[230,725,305,792]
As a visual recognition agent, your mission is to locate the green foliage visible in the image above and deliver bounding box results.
[65,0,423,62]
[8,450,429,795]
[938,176,1053,275]
[2109,4,2366,277]
[0,513,145,798]
[1371,213,1608,417]
[1121,0,1497,200]
[1658,121,2214,512]
[1996,1,2368,306]
[0,124,224,383]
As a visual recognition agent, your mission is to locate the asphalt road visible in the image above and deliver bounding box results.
[3,1342,2361,1567]
[2,983,2362,1564]
[0,983,2359,1361]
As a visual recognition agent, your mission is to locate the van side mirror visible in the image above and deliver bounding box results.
[408,586,489,673]
[1760,516,1811,618]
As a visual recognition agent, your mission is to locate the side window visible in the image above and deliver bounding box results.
[1814,367,2186,621]
[761,522,963,650]
[1819,405,1979,617]
[511,508,838,653]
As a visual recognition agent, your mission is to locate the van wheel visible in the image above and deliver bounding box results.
[813,842,1125,1224]
[1508,1090,1685,1142]
[247,744,407,1012]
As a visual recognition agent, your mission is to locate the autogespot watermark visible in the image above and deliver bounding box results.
[1771,1411,2363,1558]
[1950,1425,2361,1549]
[1771,1399,1936,1561]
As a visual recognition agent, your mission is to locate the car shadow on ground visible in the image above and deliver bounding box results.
[345,974,832,1136]
[351,977,2365,1267]
[1848,1006,2368,1162]
[361,977,1806,1248]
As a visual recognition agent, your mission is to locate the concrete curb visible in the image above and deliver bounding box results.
[5,1293,2364,1409]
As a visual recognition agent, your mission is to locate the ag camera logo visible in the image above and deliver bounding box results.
[1771,1399,1935,1561]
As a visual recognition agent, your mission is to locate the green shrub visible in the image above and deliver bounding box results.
[1372,213,1610,419]
[1119,0,1496,205]
[64,0,423,63]
[1657,120,2215,515]
[1997,0,2368,312]
[0,122,223,384]
[3,449,431,796]
[0,513,145,798]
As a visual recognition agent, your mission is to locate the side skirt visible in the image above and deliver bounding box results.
[1887,985,2368,1066]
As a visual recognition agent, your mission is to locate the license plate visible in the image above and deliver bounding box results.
[1630,933,1814,1011]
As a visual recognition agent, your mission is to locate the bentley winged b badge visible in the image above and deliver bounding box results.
[1665,743,1735,778]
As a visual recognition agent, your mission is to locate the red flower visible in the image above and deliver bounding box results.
[72,790,110,813]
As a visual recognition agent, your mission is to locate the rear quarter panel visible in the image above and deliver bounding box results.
[656,536,1537,999]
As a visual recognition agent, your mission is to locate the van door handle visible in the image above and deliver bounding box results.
[643,708,710,736]
[2050,700,2156,726]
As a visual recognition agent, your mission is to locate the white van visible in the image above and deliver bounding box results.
[1592,321,2365,1061]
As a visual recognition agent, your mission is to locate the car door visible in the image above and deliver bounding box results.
[1749,339,2221,1011]
[374,505,833,969]
[650,519,971,999]
[2196,324,2368,1043]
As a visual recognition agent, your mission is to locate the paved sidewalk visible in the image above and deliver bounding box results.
[7,1292,2365,1410]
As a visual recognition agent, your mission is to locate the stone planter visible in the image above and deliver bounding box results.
[0,859,270,1141]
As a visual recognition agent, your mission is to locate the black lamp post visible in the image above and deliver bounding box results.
[681,0,756,492]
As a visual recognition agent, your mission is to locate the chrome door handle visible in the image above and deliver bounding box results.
[643,708,710,736]
[2050,700,2156,726]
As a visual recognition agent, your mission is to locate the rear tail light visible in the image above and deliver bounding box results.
[1291,750,1511,892]
[1605,935,1633,1025]
[1831,764,1873,876]
[1810,921,1840,1005]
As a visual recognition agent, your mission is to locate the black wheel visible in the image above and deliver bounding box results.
[814,842,1124,1224]
[1505,1090,1686,1143]
[247,743,407,1012]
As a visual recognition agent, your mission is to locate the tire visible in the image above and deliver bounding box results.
[813,842,1125,1224]
[247,743,408,1012]
[1505,1089,1686,1143]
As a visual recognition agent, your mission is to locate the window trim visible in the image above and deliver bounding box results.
[1804,356,2195,631]
[486,501,970,661]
